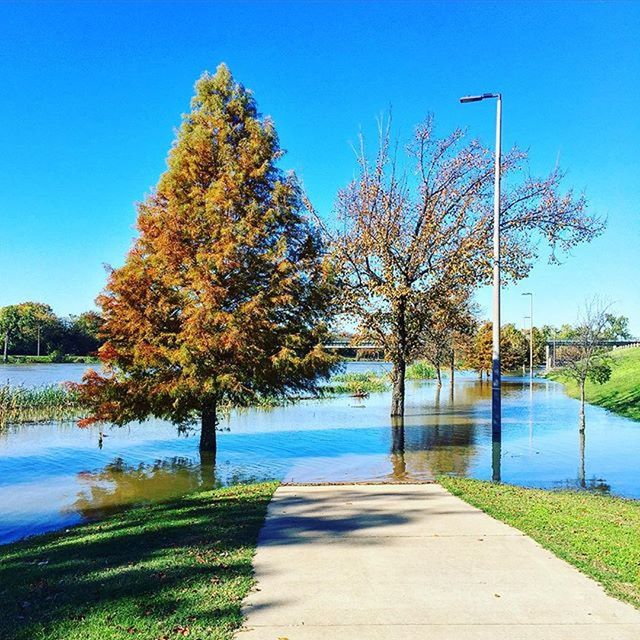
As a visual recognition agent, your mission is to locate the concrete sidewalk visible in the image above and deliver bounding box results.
[237,483,640,639]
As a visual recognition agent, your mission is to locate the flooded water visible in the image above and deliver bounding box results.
[0,362,638,544]
[0,362,90,387]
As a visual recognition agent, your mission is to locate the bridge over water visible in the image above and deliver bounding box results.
[545,339,640,370]
[324,338,640,369]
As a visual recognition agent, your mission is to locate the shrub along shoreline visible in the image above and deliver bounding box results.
[0,482,278,640]
[440,476,640,610]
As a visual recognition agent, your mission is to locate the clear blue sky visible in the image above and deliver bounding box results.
[1,1,638,333]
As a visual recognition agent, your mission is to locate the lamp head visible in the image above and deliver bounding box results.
[459,93,499,104]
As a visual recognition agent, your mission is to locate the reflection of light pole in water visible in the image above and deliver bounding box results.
[491,437,501,483]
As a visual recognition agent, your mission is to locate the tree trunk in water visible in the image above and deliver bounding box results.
[391,359,406,416]
[199,450,217,485]
[3,332,8,364]
[579,381,586,433]
[390,416,406,480]
[436,364,442,387]
[200,400,217,454]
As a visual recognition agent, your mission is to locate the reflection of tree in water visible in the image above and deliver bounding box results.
[387,384,479,480]
[390,417,407,480]
[404,422,478,477]
[553,476,611,494]
[73,454,218,521]
[553,428,611,494]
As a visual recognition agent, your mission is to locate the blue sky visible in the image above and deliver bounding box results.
[1,1,638,332]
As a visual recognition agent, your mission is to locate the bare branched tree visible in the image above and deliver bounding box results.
[314,116,603,416]
[558,298,614,431]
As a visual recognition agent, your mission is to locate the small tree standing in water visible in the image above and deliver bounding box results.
[76,64,338,455]
[557,299,613,432]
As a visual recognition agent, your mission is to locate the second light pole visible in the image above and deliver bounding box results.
[522,292,533,380]
[460,92,503,463]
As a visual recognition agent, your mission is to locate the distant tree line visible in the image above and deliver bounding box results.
[417,313,632,378]
[0,302,103,362]
[333,312,632,380]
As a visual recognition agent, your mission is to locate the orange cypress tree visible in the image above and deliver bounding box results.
[76,64,338,453]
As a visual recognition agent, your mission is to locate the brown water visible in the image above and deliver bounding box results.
[0,362,638,544]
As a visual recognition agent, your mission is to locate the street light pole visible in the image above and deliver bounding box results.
[460,92,502,481]
[522,292,533,380]
[523,316,530,376]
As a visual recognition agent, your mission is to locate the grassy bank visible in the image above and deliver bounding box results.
[0,482,277,640]
[548,346,640,420]
[440,477,640,609]
[0,384,82,426]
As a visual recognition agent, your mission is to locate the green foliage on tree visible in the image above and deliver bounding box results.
[0,305,21,363]
[556,299,615,431]
[461,321,544,376]
[602,314,632,341]
[0,303,102,359]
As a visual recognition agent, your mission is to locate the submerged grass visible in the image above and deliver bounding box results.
[325,361,436,395]
[440,477,640,610]
[326,371,389,394]
[405,360,436,380]
[0,482,278,640]
[0,384,82,426]
[548,346,640,421]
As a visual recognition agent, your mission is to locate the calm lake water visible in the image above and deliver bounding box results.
[0,361,638,544]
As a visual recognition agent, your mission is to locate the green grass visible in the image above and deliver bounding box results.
[0,482,278,640]
[405,360,436,380]
[548,346,640,420]
[327,371,389,394]
[0,384,83,426]
[439,477,640,609]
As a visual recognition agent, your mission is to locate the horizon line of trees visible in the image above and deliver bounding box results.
[0,302,102,362]
[332,312,634,379]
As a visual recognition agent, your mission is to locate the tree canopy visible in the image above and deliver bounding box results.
[322,117,603,415]
[76,64,338,452]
